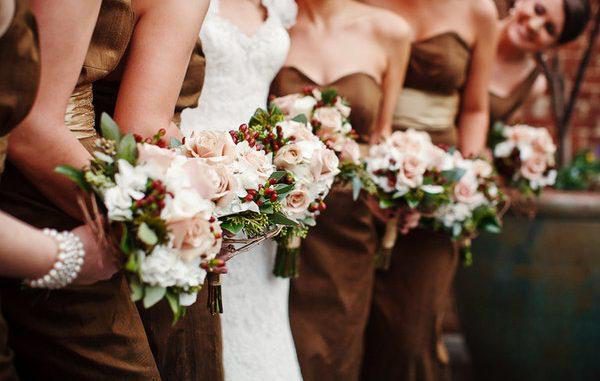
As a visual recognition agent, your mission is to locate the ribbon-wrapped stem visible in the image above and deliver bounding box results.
[374,216,399,270]
[206,272,223,315]
[273,235,302,278]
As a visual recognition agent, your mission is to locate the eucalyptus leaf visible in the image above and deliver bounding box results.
[138,222,158,246]
[302,217,316,227]
[352,176,362,201]
[170,137,183,148]
[100,113,121,143]
[291,114,308,124]
[55,165,91,192]
[143,286,166,308]
[130,278,144,302]
[441,168,466,183]
[165,291,180,318]
[116,134,138,165]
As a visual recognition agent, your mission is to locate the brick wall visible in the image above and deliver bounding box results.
[496,0,600,155]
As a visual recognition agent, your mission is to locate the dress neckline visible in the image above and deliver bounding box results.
[282,66,381,88]
[212,0,272,40]
[413,31,471,51]
[489,67,540,100]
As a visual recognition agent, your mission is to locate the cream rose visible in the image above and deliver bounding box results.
[397,154,426,189]
[314,107,343,134]
[334,98,351,118]
[284,189,311,217]
[521,153,548,182]
[277,120,315,142]
[339,139,361,164]
[169,215,222,262]
[274,143,304,170]
[271,94,302,115]
[185,131,236,161]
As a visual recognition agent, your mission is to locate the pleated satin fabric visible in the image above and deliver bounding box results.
[0,1,40,379]
[271,67,382,381]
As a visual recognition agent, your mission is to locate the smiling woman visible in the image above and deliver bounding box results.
[489,0,591,124]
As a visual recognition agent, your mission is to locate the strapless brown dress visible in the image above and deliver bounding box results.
[362,33,472,381]
[0,1,40,379]
[490,67,540,124]
[91,32,222,381]
[271,67,383,381]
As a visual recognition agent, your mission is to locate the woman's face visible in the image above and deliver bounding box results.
[507,0,566,51]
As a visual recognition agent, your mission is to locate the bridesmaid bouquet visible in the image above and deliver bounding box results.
[57,114,223,321]
[424,152,505,265]
[365,129,505,268]
[365,129,456,269]
[235,107,338,278]
[490,123,557,196]
[271,87,372,199]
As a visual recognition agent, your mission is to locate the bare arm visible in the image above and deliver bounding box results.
[457,1,499,157]
[113,0,209,140]
[373,17,412,142]
[7,0,101,219]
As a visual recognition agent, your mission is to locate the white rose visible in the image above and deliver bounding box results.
[335,98,351,118]
[161,189,215,223]
[277,120,315,142]
[293,96,318,119]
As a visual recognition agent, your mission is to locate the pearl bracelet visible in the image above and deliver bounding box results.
[24,228,86,289]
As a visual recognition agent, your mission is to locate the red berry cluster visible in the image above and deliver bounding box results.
[308,198,327,213]
[200,257,226,273]
[134,180,168,214]
[302,86,315,96]
[208,216,222,240]
[134,128,168,148]
[229,123,290,154]
[242,175,294,206]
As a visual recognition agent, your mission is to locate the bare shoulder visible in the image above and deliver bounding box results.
[351,2,412,42]
[470,0,498,26]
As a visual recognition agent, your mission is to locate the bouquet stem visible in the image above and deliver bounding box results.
[375,216,399,271]
[274,235,302,278]
[206,273,223,315]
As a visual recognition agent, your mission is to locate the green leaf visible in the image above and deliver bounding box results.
[269,171,288,182]
[165,291,181,321]
[352,176,362,201]
[220,220,244,235]
[270,212,298,226]
[259,203,274,214]
[321,88,338,105]
[129,277,144,302]
[138,222,158,246]
[120,224,133,255]
[302,217,316,227]
[273,183,294,195]
[483,222,502,234]
[143,286,166,308]
[55,165,91,192]
[124,252,138,272]
[291,114,308,124]
[100,113,121,143]
[116,134,138,165]
[441,168,466,183]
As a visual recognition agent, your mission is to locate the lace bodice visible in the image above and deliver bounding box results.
[180,0,296,135]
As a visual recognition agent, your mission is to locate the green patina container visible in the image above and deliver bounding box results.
[456,190,600,381]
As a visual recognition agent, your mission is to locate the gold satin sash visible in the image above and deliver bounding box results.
[65,83,97,152]
[393,88,460,131]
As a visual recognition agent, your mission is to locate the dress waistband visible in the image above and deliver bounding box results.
[393,88,459,131]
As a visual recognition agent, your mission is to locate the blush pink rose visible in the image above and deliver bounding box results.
[271,94,302,115]
[397,154,426,188]
[339,139,361,165]
[169,216,222,262]
[185,131,236,161]
[274,143,303,170]
[137,143,177,176]
[284,189,310,216]
[454,174,482,206]
[314,107,343,134]
[181,159,220,200]
[521,153,548,181]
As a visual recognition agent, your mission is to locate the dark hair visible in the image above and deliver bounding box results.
[558,0,591,44]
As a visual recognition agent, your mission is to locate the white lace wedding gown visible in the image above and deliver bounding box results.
[180,1,302,380]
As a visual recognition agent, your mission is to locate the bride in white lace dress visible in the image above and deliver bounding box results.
[180,0,302,380]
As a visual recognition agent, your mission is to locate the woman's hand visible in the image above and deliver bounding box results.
[71,224,119,285]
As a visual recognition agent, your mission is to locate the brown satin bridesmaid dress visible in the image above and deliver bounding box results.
[0,2,163,380]
[271,67,383,381]
[490,67,541,124]
[362,33,472,381]
[89,25,223,381]
[0,1,40,379]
